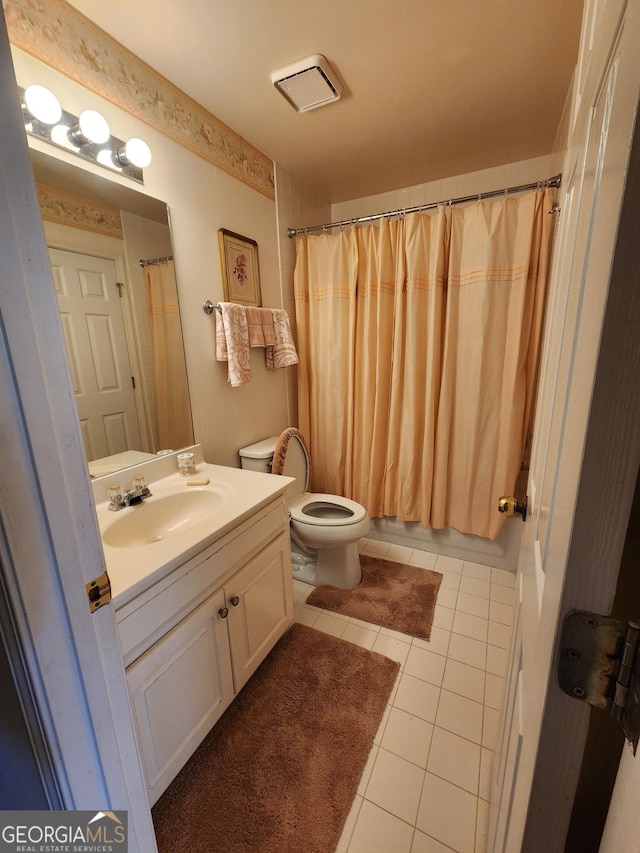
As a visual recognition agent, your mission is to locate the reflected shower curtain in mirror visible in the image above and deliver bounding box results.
[144,259,192,451]
[294,189,553,540]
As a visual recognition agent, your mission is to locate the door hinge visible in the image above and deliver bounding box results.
[115,282,124,297]
[86,571,112,613]
[558,611,640,753]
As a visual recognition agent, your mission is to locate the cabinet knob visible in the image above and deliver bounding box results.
[218,607,229,619]
[230,595,240,607]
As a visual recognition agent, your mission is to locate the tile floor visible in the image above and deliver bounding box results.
[292,536,516,853]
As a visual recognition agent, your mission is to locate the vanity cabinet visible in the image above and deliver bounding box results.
[114,495,293,805]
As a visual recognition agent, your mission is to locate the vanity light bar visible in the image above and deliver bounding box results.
[20,86,151,184]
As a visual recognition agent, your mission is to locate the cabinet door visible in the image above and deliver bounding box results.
[126,588,234,805]
[226,532,294,691]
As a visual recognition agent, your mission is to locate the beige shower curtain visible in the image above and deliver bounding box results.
[145,260,192,451]
[294,189,552,540]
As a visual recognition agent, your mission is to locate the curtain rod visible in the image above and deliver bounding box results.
[139,255,173,267]
[286,174,562,238]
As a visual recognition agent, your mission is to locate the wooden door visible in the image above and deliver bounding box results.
[126,588,234,805]
[49,246,142,461]
[489,0,640,849]
[226,533,294,692]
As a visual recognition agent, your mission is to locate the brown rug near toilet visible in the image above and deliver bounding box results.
[306,554,443,640]
[152,622,399,853]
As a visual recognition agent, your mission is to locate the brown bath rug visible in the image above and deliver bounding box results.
[306,554,443,640]
[152,622,399,853]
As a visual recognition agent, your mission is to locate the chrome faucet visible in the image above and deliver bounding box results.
[107,476,152,511]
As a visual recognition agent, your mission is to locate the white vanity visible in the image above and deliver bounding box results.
[94,446,294,805]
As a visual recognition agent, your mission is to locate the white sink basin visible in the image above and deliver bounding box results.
[102,490,224,548]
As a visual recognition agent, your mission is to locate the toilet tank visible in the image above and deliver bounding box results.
[238,437,279,474]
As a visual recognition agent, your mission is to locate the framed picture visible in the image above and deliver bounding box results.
[218,229,262,307]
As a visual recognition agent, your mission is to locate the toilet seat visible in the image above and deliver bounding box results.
[289,492,368,527]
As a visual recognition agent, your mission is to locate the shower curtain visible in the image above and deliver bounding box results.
[144,259,192,451]
[294,188,553,540]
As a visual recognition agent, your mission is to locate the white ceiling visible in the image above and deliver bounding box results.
[67,0,584,203]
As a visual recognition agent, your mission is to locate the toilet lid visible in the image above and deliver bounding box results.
[272,428,309,500]
[289,493,368,526]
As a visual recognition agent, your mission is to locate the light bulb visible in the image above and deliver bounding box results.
[78,109,110,144]
[118,137,152,168]
[24,85,62,124]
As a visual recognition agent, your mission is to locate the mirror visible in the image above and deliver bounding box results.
[30,148,194,478]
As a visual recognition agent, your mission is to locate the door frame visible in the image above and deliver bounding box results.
[0,14,157,852]
[44,222,153,454]
[520,35,640,853]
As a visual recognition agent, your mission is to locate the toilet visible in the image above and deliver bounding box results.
[239,428,369,587]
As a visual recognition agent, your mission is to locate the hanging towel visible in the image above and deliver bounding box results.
[245,306,277,348]
[215,302,251,386]
[216,302,298,386]
[266,309,299,369]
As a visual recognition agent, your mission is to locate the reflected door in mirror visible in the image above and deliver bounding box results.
[49,247,142,461]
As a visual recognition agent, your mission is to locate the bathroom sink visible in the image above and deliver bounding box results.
[101,490,223,548]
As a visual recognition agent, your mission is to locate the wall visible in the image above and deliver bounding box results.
[11,46,293,469]
[274,162,331,425]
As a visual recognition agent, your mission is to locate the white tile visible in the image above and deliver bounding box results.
[489,600,515,626]
[408,548,438,569]
[411,831,457,853]
[442,658,486,704]
[381,707,434,768]
[417,772,478,853]
[477,796,490,853]
[432,604,454,631]
[486,644,508,677]
[348,798,414,853]
[483,707,500,750]
[404,645,446,686]
[437,570,461,591]
[447,633,487,671]
[394,673,441,723]
[372,634,412,667]
[386,543,414,563]
[484,672,504,710]
[435,689,484,744]
[427,726,481,794]
[452,610,489,643]
[374,704,392,747]
[456,591,490,619]
[414,626,450,657]
[313,611,349,637]
[381,625,415,644]
[479,748,494,801]
[357,746,379,796]
[434,555,464,574]
[342,622,378,650]
[459,576,491,599]
[293,603,320,626]
[491,567,517,588]
[462,561,493,581]
[488,621,512,650]
[362,539,391,556]
[335,794,362,853]
[435,586,458,610]
[292,579,312,601]
[490,583,516,605]
[365,748,425,825]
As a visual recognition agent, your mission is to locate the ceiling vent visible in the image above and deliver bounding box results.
[270,54,342,113]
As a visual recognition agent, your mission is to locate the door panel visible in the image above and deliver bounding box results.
[49,247,142,461]
[489,0,640,849]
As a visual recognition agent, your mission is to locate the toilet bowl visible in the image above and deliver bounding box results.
[238,428,369,587]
